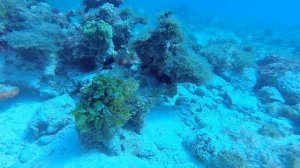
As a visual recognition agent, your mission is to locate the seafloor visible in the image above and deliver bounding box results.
[0,0,300,168]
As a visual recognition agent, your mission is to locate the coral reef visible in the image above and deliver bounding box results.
[63,3,146,72]
[0,0,148,100]
[0,0,300,167]
[0,1,74,98]
[74,75,148,150]
[133,12,213,85]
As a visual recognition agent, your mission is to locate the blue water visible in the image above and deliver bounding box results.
[49,0,300,24]
[124,0,300,24]
[0,0,300,167]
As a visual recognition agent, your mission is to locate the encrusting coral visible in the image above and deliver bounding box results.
[74,75,148,148]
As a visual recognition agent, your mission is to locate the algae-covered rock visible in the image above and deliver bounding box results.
[74,75,148,149]
[133,12,213,85]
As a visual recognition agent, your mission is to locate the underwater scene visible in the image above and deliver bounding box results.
[0,0,300,167]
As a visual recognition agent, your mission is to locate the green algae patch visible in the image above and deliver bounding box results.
[74,75,142,146]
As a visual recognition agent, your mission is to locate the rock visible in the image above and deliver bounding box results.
[279,105,300,125]
[183,133,215,164]
[264,102,282,116]
[277,72,300,105]
[39,87,60,98]
[102,135,122,155]
[27,94,76,142]
[258,123,285,138]
[215,150,248,168]
[0,84,19,100]
[37,135,55,146]
[194,86,214,98]
[224,89,259,112]
[258,56,300,105]
[120,131,157,159]
[175,97,189,106]
[257,86,285,104]
[18,146,35,163]
[205,75,233,95]
[224,68,257,92]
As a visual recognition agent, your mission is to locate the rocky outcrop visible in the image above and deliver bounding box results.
[258,56,300,105]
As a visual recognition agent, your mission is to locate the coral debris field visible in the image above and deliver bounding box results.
[0,0,299,168]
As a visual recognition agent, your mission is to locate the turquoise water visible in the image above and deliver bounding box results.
[0,0,299,167]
